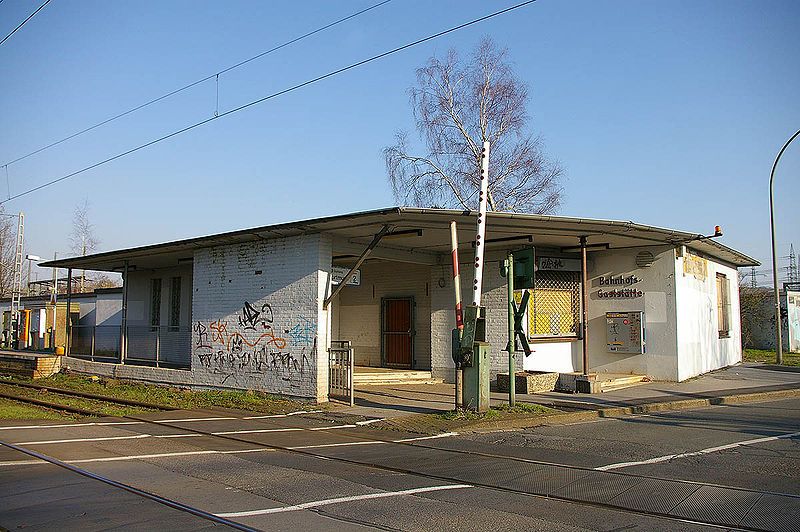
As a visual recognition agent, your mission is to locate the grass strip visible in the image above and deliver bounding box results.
[2,372,317,414]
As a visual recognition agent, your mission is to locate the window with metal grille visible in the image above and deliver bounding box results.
[150,278,161,329]
[169,277,181,329]
[520,270,581,338]
[716,273,730,338]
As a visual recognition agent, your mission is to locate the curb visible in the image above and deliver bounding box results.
[375,386,800,435]
[466,387,800,433]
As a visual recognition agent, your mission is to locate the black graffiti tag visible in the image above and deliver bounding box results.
[238,301,274,331]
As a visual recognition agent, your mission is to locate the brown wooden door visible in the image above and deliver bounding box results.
[382,298,413,368]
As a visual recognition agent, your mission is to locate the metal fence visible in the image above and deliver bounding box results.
[69,325,190,369]
[69,325,121,363]
[329,340,354,406]
[528,270,581,337]
[126,326,191,369]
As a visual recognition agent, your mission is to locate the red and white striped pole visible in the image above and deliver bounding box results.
[450,220,463,410]
[450,221,463,333]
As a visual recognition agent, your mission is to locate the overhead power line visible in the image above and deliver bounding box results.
[0,0,51,47]
[1,0,537,205]
[1,0,391,167]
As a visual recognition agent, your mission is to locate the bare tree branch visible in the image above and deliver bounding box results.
[384,37,563,214]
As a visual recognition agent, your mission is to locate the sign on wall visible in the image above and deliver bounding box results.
[683,252,708,281]
[538,256,581,272]
[331,267,361,286]
[596,275,643,299]
[606,311,645,354]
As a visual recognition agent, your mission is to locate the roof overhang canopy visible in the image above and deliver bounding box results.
[40,207,760,272]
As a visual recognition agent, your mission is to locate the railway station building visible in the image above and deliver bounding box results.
[41,207,759,402]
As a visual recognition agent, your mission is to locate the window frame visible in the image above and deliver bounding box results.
[169,276,181,330]
[716,272,730,338]
[150,278,162,330]
[525,270,581,340]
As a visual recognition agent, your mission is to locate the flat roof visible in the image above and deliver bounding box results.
[40,207,760,271]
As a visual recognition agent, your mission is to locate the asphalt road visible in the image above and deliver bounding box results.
[1,398,799,531]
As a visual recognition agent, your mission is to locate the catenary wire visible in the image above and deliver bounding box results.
[0,0,51,47]
[0,0,537,205]
[0,0,391,168]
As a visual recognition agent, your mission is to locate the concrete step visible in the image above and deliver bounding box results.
[353,370,441,386]
[598,374,648,392]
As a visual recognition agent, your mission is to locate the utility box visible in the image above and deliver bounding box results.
[606,311,645,354]
[462,341,491,412]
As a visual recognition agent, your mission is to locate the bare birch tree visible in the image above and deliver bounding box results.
[69,199,99,292]
[385,38,563,213]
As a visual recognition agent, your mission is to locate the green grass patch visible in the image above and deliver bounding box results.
[5,372,317,414]
[0,398,75,421]
[0,382,154,417]
[743,349,800,367]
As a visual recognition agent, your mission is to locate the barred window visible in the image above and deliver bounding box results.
[517,270,581,338]
[169,277,181,329]
[150,278,162,329]
[716,273,730,338]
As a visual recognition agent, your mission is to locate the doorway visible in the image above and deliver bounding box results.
[381,297,414,368]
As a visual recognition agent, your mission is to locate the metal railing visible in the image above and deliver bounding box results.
[69,325,190,369]
[125,326,191,369]
[329,340,354,406]
[69,325,121,363]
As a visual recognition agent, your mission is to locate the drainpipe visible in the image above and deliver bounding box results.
[580,236,589,376]
[121,261,129,363]
[65,268,72,357]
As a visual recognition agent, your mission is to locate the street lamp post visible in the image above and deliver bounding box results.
[25,254,42,296]
[769,128,800,365]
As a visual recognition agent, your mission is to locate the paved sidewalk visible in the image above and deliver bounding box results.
[334,364,800,419]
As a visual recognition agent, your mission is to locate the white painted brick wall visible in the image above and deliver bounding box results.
[191,234,328,400]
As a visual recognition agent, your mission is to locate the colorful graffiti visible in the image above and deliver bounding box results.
[194,300,315,386]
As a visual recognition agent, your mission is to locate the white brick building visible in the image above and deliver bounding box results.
[44,208,758,402]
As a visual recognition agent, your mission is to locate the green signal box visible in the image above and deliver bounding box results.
[511,247,535,289]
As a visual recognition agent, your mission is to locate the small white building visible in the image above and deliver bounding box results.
[43,208,758,402]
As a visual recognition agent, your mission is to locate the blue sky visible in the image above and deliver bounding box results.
[2,0,798,284]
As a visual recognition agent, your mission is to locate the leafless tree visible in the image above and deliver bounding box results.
[87,273,122,290]
[69,199,99,293]
[738,271,772,349]
[0,208,18,297]
[385,38,563,213]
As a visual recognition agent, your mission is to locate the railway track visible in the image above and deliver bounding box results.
[0,379,175,416]
[2,388,794,531]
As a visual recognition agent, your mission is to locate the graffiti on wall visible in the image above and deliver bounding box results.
[194,300,316,386]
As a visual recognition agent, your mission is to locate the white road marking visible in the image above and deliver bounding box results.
[7,423,364,445]
[289,432,459,450]
[241,410,323,420]
[0,448,276,466]
[396,432,459,442]
[290,440,383,450]
[0,421,144,430]
[216,484,473,517]
[213,424,354,435]
[596,430,800,471]
[0,432,459,466]
[154,417,238,423]
[355,418,384,426]
[213,428,302,435]
[17,434,153,445]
